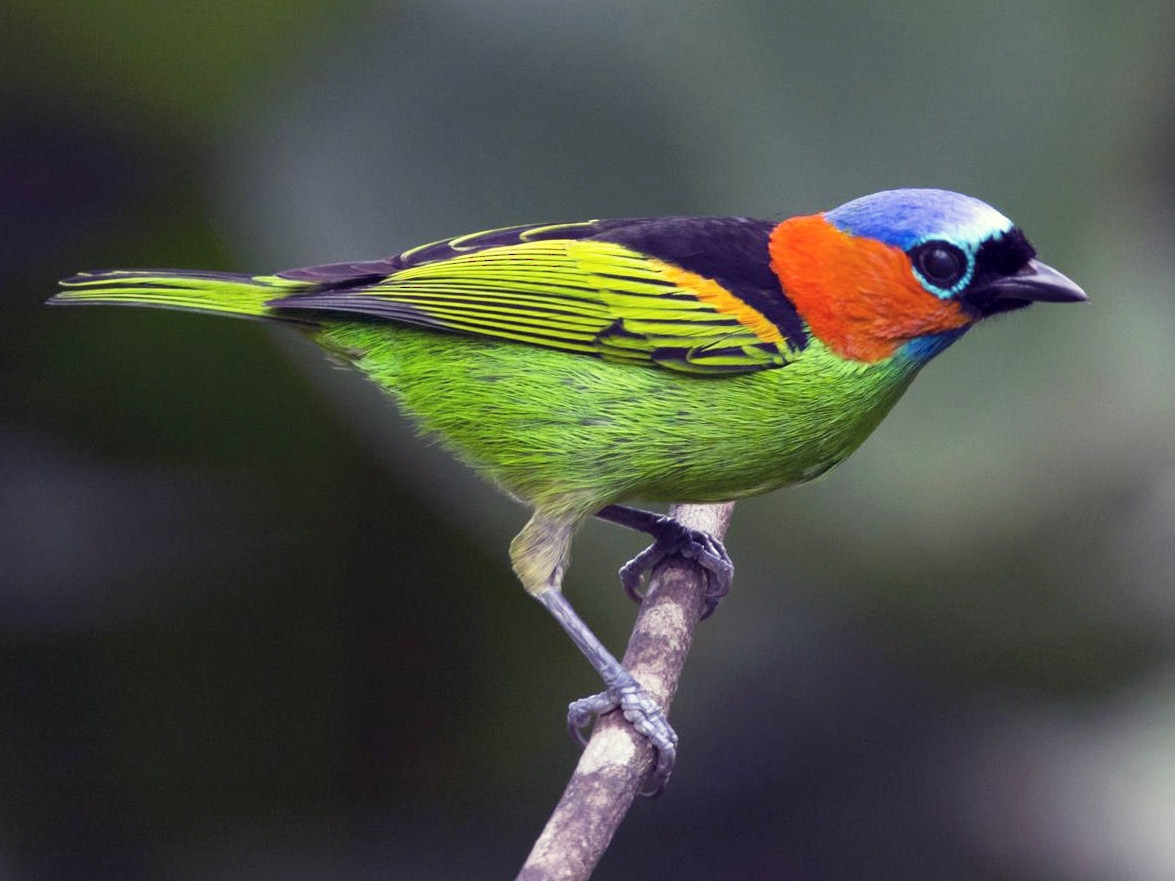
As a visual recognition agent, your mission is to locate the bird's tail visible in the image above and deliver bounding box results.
[50,269,309,320]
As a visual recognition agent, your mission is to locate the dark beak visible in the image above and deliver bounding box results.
[987,259,1088,303]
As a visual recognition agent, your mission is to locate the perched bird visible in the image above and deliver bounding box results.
[52,188,1086,793]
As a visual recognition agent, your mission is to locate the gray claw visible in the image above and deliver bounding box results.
[568,689,615,747]
[619,522,734,619]
[566,682,678,797]
[618,545,665,604]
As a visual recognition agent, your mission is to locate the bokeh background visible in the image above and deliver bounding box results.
[3,1,1175,878]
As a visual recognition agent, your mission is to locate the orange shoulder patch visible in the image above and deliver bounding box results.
[655,262,784,345]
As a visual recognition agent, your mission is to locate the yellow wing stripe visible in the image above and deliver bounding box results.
[287,238,791,374]
[398,306,602,336]
[383,297,607,326]
[654,262,784,345]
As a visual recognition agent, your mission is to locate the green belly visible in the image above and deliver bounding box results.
[314,322,920,515]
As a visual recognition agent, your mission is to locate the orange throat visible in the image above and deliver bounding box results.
[768,214,971,363]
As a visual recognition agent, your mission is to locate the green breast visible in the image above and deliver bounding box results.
[314,323,921,515]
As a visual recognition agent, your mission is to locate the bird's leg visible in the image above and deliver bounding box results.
[535,589,677,796]
[594,504,733,619]
[511,511,676,796]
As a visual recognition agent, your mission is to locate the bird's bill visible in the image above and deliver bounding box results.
[987,259,1088,304]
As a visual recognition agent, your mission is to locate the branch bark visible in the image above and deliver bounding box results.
[517,502,736,881]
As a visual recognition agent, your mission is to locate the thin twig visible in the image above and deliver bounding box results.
[517,502,736,881]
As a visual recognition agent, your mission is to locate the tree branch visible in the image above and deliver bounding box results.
[517,502,736,881]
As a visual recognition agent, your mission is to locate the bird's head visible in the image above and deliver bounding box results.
[770,188,1087,363]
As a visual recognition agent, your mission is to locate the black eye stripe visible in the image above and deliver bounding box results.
[910,241,968,289]
[974,227,1036,275]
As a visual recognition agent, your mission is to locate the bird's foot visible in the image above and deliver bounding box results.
[619,518,733,619]
[568,679,678,797]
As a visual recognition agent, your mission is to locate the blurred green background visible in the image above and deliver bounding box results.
[3,1,1175,878]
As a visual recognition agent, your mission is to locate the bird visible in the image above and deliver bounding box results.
[51,188,1086,794]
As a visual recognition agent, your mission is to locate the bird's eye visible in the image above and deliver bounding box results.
[911,241,968,290]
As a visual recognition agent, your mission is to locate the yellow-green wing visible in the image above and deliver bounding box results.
[267,230,799,375]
